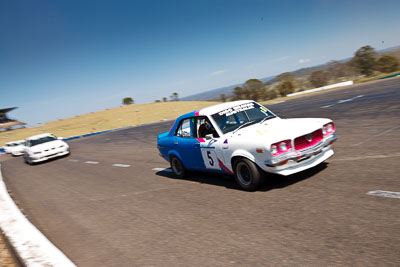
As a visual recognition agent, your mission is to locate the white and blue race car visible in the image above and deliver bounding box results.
[157,100,338,191]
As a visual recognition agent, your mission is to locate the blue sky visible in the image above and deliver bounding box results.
[1,0,400,125]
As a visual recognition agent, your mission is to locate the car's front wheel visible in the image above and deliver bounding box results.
[170,155,186,178]
[24,153,34,165]
[233,158,264,191]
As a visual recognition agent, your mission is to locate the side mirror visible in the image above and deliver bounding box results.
[205,134,213,140]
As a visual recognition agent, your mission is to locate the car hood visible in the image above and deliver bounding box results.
[28,140,68,152]
[228,117,331,144]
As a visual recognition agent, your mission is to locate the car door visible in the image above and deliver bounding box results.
[173,117,203,170]
[195,117,224,172]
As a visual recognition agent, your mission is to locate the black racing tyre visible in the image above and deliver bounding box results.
[23,153,34,165]
[170,155,186,179]
[26,157,34,165]
[233,158,264,191]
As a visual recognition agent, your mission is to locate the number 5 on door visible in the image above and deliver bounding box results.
[201,148,220,170]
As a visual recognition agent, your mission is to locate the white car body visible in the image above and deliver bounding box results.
[23,133,70,164]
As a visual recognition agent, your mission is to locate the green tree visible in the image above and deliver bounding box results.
[309,70,329,88]
[242,79,267,101]
[122,97,134,105]
[170,92,179,101]
[327,60,359,80]
[233,86,244,100]
[353,45,377,76]
[277,80,295,96]
[162,97,168,102]
[277,72,295,82]
[220,94,226,102]
[376,55,399,73]
[276,72,296,96]
[155,99,161,103]
[264,89,278,100]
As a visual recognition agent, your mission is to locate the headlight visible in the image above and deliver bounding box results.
[279,142,287,151]
[323,122,335,136]
[271,139,292,156]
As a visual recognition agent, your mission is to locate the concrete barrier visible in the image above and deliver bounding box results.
[287,81,354,97]
[0,165,76,266]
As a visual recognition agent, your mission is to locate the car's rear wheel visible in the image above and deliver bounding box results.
[170,155,186,178]
[233,158,264,191]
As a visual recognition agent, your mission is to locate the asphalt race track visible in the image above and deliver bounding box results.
[2,78,400,266]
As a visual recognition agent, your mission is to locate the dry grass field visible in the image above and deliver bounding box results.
[0,101,219,146]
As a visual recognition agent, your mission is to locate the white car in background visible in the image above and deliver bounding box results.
[9,140,26,156]
[3,141,18,154]
[3,140,25,155]
[24,133,70,165]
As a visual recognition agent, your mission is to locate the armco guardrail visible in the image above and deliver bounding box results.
[378,72,400,80]
[287,81,354,97]
[62,126,132,141]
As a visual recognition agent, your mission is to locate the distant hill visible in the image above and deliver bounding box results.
[180,45,400,101]
[180,84,240,101]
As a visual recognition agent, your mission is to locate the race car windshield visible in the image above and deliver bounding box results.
[29,136,57,146]
[211,102,276,134]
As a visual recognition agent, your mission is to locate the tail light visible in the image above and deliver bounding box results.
[270,139,292,156]
[322,122,335,136]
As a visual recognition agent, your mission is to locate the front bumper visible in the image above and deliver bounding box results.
[29,149,70,163]
[263,134,338,176]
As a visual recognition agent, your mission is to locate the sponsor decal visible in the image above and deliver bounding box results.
[223,139,228,144]
[218,102,255,117]
[218,158,233,175]
[259,106,269,115]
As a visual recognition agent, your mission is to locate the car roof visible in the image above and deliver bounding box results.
[26,133,55,141]
[6,140,24,145]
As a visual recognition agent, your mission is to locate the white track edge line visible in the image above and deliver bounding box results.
[0,164,76,267]
[367,190,400,199]
[112,164,130,167]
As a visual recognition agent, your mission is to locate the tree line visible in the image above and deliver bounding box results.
[123,92,179,105]
[225,45,399,102]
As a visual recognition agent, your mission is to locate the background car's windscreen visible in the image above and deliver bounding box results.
[211,102,276,134]
[30,136,57,146]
